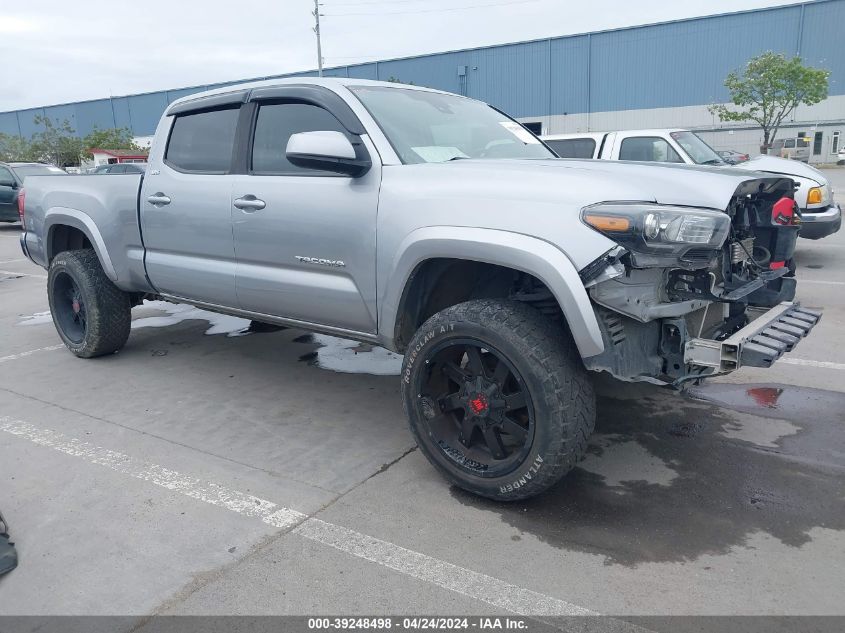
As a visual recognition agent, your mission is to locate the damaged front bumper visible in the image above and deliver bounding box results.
[684,302,820,371]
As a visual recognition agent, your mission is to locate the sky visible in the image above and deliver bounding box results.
[0,0,807,112]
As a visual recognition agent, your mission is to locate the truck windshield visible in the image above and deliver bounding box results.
[350,86,554,164]
[669,131,725,166]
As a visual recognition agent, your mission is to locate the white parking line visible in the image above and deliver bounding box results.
[0,344,64,364]
[0,417,603,619]
[295,519,596,616]
[781,357,845,371]
[0,269,47,279]
[798,279,845,286]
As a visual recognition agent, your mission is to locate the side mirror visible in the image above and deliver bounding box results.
[286,131,371,177]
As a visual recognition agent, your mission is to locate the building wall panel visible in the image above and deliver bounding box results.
[126,92,169,136]
[0,112,20,136]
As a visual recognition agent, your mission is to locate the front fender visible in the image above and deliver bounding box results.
[379,227,605,358]
[44,208,118,281]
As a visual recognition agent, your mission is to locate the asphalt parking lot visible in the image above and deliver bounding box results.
[1,169,844,627]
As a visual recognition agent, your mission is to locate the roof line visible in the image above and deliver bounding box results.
[0,0,833,115]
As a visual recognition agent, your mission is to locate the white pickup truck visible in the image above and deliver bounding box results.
[542,129,841,240]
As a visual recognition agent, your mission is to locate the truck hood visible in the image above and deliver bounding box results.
[733,155,827,186]
[436,158,790,209]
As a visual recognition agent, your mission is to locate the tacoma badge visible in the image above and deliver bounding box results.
[295,256,346,267]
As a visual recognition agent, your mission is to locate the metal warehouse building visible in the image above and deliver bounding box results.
[1,0,843,163]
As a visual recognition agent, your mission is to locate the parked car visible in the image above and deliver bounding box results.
[717,149,749,164]
[542,129,841,240]
[0,162,67,223]
[837,146,845,165]
[20,78,819,501]
[90,163,147,174]
[771,137,811,162]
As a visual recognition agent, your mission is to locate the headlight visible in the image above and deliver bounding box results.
[581,203,731,268]
[807,187,823,205]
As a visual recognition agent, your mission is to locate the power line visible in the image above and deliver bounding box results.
[324,0,539,18]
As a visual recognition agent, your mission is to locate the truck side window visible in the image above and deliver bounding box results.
[251,102,347,174]
[165,107,240,173]
[619,137,683,163]
[546,138,596,159]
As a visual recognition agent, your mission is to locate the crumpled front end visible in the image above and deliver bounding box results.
[579,176,821,386]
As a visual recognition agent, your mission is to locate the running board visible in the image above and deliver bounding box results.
[684,302,821,371]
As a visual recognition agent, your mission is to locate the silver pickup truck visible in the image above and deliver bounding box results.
[20,78,820,500]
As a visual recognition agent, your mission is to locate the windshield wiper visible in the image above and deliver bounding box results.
[701,159,725,166]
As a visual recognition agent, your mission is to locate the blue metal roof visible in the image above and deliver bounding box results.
[1,0,841,138]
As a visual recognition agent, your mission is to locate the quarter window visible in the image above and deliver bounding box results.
[619,137,683,163]
[165,107,240,173]
[251,102,347,174]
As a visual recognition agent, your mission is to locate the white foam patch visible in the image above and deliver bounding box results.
[718,411,800,448]
[309,334,403,376]
[132,301,251,337]
[18,310,53,326]
[579,434,679,490]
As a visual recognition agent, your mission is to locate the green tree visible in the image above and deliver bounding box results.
[82,126,143,160]
[708,52,829,153]
[29,115,84,167]
[0,133,38,162]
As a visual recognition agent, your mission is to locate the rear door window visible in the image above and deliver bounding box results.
[546,138,596,158]
[165,107,240,173]
[619,137,683,163]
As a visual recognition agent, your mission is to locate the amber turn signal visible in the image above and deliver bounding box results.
[583,214,631,232]
[807,187,823,205]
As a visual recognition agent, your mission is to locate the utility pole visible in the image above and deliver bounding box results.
[313,0,323,77]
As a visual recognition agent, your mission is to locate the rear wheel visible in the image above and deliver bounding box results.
[48,249,131,358]
[401,299,595,501]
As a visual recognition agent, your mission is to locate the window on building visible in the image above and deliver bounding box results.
[813,131,823,156]
[619,136,683,163]
[251,102,348,174]
[165,106,240,173]
[546,138,596,159]
[521,122,542,135]
[832,131,840,154]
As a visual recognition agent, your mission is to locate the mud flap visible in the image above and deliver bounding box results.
[0,510,18,576]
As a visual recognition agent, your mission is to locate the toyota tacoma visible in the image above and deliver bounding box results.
[19,78,819,500]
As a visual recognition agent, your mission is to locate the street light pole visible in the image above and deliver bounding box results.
[313,0,323,77]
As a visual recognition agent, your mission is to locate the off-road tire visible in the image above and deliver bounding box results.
[48,248,131,358]
[401,299,595,501]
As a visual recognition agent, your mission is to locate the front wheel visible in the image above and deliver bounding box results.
[400,299,595,501]
[48,249,131,358]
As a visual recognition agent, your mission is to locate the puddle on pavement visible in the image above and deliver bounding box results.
[451,382,845,567]
[295,333,403,376]
[688,382,845,423]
